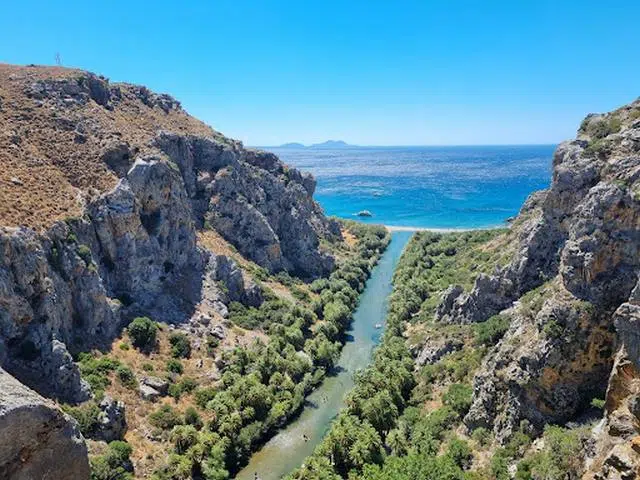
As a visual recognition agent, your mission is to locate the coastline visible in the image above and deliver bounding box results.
[383,224,506,232]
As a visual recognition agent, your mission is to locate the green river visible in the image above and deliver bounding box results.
[236,231,412,480]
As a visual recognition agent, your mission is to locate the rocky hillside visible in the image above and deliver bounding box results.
[0,64,343,477]
[434,99,640,477]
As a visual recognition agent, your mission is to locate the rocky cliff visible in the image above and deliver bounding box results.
[0,64,340,477]
[435,99,640,476]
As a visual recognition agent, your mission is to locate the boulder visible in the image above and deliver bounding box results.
[139,384,160,402]
[141,376,169,396]
[0,368,89,480]
[94,396,127,442]
[211,324,226,340]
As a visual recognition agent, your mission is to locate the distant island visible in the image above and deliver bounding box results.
[310,140,351,148]
[275,140,353,149]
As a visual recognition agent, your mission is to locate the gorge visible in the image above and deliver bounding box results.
[1,62,640,480]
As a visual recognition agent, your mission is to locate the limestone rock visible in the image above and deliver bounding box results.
[210,324,226,340]
[414,336,463,367]
[0,367,89,480]
[429,100,640,448]
[139,384,160,402]
[94,395,127,442]
[141,376,169,395]
[153,131,339,279]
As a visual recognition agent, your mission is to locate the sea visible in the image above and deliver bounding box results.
[265,145,555,229]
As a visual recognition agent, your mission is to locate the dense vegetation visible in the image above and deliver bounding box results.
[288,230,594,480]
[150,222,390,479]
[73,221,390,479]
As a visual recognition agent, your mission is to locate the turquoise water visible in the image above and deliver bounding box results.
[267,145,554,228]
[236,231,413,480]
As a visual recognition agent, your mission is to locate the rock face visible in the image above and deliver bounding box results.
[413,336,463,367]
[431,99,640,470]
[0,64,339,407]
[0,367,89,479]
[154,132,338,278]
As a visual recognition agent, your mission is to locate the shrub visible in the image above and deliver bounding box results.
[116,365,138,389]
[169,333,191,358]
[77,244,92,265]
[166,359,184,374]
[542,319,564,339]
[77,354,122,398]
[127,317,157,350]
[521,425,588,479]
[310,278,330,293]
[491,448,511,480]
[446,438,473,469]
[184,406,203,430]
[90,440,133,480]
[475,314,510,346]
[64,401,101,436]
[471,427,491,446]
[142,362,154,372]
[291,285,311,302]
[206,335,220,356]
[443,383,473,416]
[149,404,183,430]
[168,383,183,401]
[591,397,605,409]
[168,377,198,401]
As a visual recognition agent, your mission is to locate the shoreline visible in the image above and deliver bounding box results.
[384,224,505,232]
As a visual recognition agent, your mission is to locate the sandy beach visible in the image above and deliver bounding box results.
[383,225,503,233]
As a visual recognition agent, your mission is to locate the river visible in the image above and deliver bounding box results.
[236,230,412,480]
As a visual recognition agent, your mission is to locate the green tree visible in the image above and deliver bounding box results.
[128,317,157,350]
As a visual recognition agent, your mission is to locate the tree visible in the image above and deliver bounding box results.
[361,390,399,434]
[170,425,199,454]
[128,317,157,350]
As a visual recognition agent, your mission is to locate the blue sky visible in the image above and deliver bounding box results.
[1,1,638,146]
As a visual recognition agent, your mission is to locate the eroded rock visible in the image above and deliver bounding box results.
[0,368,89,479]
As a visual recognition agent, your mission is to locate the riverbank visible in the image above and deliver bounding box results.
[235,231,413,480]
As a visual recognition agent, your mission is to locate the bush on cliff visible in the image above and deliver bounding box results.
[128,316,158,351]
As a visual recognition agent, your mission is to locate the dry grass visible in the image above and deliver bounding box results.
[0,63,225,231]
[341,227,358,248]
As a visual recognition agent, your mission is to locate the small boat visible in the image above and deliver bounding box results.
[375,323,383,329]
[357,210,372,217]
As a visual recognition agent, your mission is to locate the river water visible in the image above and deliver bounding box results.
[236,231,412,480]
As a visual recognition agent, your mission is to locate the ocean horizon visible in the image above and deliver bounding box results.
[265,144,555,229]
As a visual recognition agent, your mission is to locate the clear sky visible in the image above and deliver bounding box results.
[1,1,638,146]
